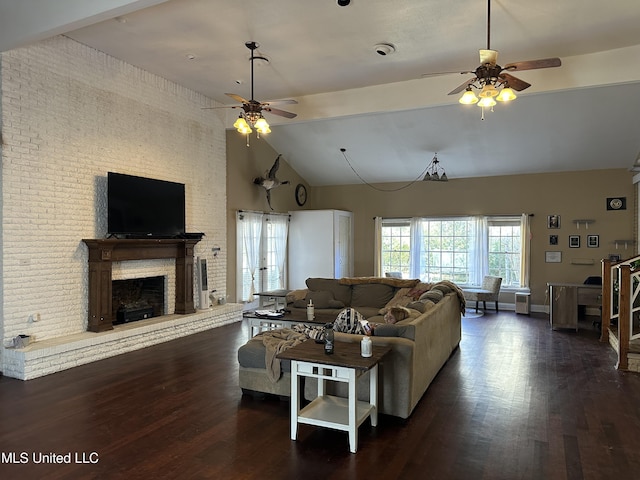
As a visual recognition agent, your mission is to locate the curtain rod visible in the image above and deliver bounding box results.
[374,213,534,220]
[237,209,290,217]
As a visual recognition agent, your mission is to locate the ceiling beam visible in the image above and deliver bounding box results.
[247,44,640,127]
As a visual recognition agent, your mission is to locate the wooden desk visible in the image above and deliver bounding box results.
[548,282,602,330]
[277,340,389,453]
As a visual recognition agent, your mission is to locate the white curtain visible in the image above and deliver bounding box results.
[373,216,382,276]
[470,216,488,285]
[409,217,423,280]
[238,211,263,302]
[520,213,531,288]
[268,214,290,289]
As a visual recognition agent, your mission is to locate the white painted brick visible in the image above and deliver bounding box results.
[1,35,229,378]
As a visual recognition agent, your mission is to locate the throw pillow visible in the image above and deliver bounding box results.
[406,300,426,313]
[432,283,452,295]
[420,289,444,303]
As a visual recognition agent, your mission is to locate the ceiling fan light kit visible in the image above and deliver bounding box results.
[450,0,560,119]
[207,41,297,146]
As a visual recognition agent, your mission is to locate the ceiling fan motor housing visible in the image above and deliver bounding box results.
[476,64,502,83]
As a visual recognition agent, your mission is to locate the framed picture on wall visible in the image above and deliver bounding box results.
[545,251,562,263]
[549,235,558,245]
[569,235,580,248]
[547,215,560,229]
[587,235,599,248]
[609,254,621,262]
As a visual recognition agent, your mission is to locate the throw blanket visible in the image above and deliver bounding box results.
[339,277,420,288]
[434,280,466,314]
[261,328,307,383]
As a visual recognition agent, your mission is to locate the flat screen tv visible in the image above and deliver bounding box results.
[107,172,186,238]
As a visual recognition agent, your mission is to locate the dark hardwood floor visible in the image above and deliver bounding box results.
[1,311,639,480]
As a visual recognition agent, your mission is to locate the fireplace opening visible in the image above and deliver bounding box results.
[112,276,165,325]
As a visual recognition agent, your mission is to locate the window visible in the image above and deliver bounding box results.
[380,222,411,278]
[379,215,528,288]
[487,218,522,288]
[419,218,474,284]
[236,211,289,303]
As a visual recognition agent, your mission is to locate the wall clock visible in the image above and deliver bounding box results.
[607,197,626,210]
[295,184,307,206]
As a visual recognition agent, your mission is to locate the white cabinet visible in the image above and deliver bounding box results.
[288,210,353,289]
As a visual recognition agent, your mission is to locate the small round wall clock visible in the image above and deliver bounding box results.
[607,197,626,210]
[295,183,307,206]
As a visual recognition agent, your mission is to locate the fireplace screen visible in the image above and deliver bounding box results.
[112,276,165,324]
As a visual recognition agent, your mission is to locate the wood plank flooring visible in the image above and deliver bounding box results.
[1,311,639,480]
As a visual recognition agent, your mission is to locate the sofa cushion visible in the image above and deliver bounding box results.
[306,278,352,306]
[406,300,426,313]
[353,306,384,319]
[420,289,444,303]
[293,290,345,309]
[432,283,452,295]
[351,283,395,309]
[407,300,437,313]
[237,338,291,372]
[372,313,418,339]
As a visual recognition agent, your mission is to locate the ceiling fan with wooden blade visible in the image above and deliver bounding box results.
[437,0,561,108]
[204,41,297,136]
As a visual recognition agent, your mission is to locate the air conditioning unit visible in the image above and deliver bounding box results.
[515,292,531,314]
[197,256,210,310]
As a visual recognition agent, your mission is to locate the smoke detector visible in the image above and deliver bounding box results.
[374,43,396,56]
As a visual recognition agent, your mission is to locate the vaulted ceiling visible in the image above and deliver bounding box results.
[2,0,640,185]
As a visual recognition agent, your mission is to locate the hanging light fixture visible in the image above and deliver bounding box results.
[459,87,479,105]
[446,0,561,120]
[422,153,448,182]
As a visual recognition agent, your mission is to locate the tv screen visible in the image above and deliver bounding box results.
[107,172,186,238]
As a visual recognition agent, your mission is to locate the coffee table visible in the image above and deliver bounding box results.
[243,310,333,339]
[277,340,390,453]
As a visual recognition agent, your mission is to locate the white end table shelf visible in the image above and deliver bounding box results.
[278,340,390,453]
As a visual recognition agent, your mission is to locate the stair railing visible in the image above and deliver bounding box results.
[601,255,640,370]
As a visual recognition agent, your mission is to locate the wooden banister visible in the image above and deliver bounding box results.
[617,263,631,370]
[600,259,611,343]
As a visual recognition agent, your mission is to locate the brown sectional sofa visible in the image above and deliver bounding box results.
[237,277,464,419]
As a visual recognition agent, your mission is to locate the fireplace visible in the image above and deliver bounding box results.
[112,276,165,325]
[82,238,200,332]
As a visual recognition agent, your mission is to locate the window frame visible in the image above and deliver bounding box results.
[379,215,528,289]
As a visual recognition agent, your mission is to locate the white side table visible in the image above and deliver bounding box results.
[277,340,389,453]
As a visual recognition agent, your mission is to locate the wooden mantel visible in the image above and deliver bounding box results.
[82,238,201,332]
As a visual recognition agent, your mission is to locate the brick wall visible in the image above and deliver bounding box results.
[0,36,233,378]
